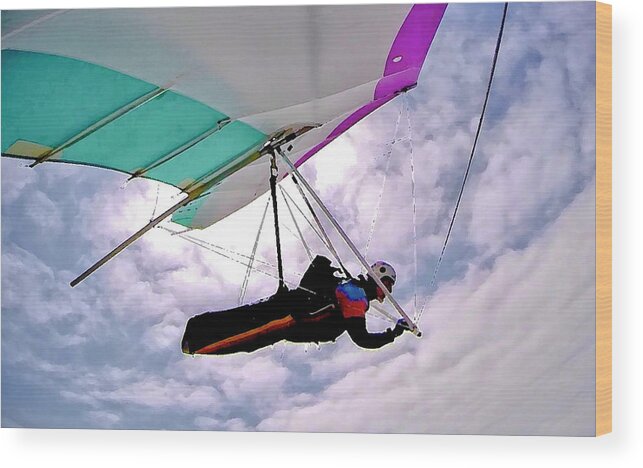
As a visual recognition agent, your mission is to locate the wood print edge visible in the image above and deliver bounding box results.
[595,0,612,437]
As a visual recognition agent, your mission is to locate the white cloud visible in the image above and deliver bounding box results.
[85,377,224,412]
[87,410,121,428]
[193,415,219,430]
[0,159,37,203]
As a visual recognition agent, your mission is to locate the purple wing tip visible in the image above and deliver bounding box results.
[376,3,448,99]
[295,3,447,168]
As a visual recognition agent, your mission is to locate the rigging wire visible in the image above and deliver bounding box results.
[279,223,311,251]
[279,186,313,261]
[416,2,509,323]
[239,198,271,305]
[290,174,350,278]
[166,227,313,294]
[404,94,420,317]
[168,227,193,236]
[150,183,161,221]
[158,225,300,279]
[166,227,289,282]
[364,102,402,258]
[280,185,332,251]
[162,225,326,296]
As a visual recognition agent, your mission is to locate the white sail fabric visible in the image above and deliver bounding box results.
[3,6,410,130]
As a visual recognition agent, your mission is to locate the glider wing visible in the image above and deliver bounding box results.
[2,4,447,229]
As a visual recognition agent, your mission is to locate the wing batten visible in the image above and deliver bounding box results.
[149,121,268,191]
[1,49,269,191]
[30,86,169,168]
[130,118,231,180]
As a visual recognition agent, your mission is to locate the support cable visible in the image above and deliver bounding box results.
[169,229,303,289]
[281,186,333,252]
[416,2,508,323]
[158,225,300,279]
[404,94,420,317]
[279,186,313,261]
[279,223,309,250]
[168,228,194,236]
[150,183,161,221]
[168,227,319,296]
[364,102,402,258]
[239,198,271,305]
[290,174,350,278]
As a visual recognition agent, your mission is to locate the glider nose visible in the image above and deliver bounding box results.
[181,337,192,355]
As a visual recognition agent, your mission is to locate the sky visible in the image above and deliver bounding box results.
[1,2,597,435]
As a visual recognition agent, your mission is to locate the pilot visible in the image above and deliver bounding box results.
[335,261,410,349]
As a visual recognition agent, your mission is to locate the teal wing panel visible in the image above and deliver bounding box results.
[1,50,268,191]
[2,49,156,151]
[145,121,267,189]
[62,92,226,175]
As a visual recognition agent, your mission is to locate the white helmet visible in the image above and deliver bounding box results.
[369,261,397,284]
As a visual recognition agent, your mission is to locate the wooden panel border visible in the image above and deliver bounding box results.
[595,1,612,436]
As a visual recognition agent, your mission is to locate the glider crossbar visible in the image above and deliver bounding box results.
[70,191,199,287]
[278,149,421,336]
[416,2,509,323]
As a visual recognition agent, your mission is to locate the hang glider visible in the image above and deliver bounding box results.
[1,5,448,330]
